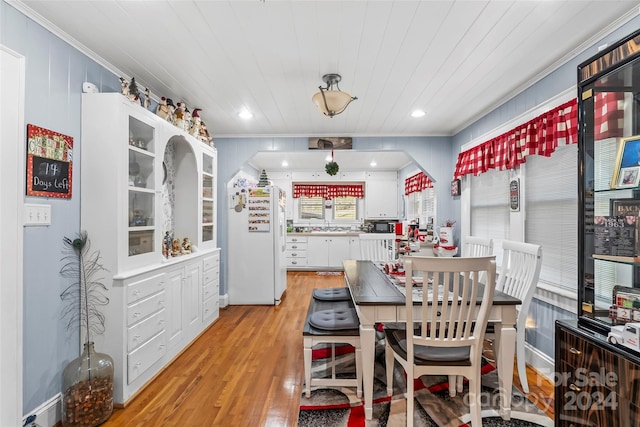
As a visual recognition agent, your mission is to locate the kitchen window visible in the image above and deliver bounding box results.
[333,196,357,220]
[299,196,325,219]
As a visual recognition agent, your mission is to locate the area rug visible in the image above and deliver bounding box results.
[316,271,344,276]
[298,342,553,427]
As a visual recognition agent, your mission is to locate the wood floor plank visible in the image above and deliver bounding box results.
[97,271,554,426]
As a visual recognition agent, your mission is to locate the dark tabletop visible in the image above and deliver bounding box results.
[343,259,521,306]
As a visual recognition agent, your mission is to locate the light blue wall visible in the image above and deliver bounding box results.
[1,1,122,414]
[215,135,454,296]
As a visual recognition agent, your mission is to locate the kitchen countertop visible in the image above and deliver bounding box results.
[287,231,365,237]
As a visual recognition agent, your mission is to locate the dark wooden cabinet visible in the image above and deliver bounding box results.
[555,320,640,427]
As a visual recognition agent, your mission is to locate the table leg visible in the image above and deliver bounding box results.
[496,323,516,420]
[360,322,376,420]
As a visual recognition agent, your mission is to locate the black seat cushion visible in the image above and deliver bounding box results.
[385,328,471,366]
[309,308,360,331]
[312,288,351,302]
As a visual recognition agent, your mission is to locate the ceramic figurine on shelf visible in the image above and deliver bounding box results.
[156,97,170,120]
[173,102,185,128]
[165,98,176,123]
[183,107,192,132]
[190,108,202,137]
[181,238,192,254]
[119,77,129,97]
[162,231,172,258]
[171,238,181,257]
[144,87,151,110]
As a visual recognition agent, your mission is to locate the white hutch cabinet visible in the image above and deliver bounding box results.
[81,93,220,404]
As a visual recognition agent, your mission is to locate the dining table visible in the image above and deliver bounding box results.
[343,259,521,421]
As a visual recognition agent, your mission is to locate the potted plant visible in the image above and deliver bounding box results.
[59,231,114,427]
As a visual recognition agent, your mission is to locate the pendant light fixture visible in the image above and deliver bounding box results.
[312,74,357,117]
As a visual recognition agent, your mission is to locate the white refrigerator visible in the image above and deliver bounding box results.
[227,186,287,305]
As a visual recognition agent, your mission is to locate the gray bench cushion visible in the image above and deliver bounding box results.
[309,308,360,331]
[312,288,351,302]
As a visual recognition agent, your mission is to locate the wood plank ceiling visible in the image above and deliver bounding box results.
[13,0,640,138]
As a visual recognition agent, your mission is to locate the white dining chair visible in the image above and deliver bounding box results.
[359,233,396,261]
[462,236,494,257]
[487,240,542,394]
[384,255,496,427]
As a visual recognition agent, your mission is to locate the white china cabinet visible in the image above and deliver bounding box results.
[81,93,219,404]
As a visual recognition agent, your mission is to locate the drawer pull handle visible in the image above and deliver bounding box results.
[135,362,141,368]
[159,320,165,325]
[133,335,140,341]
[569,384,581,392]
[292,253,297,256]
[292,238,298,242]
[133,290,140,296]
[292,261,297,265]
[133,312,141,318]
[292,245,298,249]
[569,347,581,355]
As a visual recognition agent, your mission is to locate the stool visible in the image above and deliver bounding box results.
[312,287,351,302]
[303,293,362,398]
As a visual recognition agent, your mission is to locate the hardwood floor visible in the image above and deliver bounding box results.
[101,271,555,426]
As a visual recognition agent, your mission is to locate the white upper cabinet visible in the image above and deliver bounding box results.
[365,171,399,219]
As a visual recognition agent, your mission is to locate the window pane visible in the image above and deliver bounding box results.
[470,169,509,239]
[333,196,357,220]
[299,196,324,219]
[525,144,578,290]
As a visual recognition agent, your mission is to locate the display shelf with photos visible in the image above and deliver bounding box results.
[577,27,640,331]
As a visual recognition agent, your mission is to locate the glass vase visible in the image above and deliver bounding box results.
[61,342,114,427]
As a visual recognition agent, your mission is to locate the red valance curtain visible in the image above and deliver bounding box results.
[453,98,578,179]
[293,184,364,199]
[404,172,433,195]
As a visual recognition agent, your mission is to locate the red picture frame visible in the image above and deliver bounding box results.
[26,124,73,198]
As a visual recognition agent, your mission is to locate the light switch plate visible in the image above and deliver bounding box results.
[24,203,51,226]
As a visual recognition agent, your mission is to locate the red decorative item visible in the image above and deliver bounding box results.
[26,124,73,199]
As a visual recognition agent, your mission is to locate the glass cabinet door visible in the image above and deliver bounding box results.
[128,116,156,256]
[578,30,640,329]
[202,152,215,243]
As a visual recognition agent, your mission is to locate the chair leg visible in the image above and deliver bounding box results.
[384,340,394,396]
[303,343,312,398]
[448,375,457,397]
[516,328,529,393]
[456,374,463,393]
[467,370,483,427]
[406,366,414,427]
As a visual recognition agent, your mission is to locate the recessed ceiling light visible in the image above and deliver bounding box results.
[238,109,253,119]
[370,160,377,167]
[281,160,288,167]
[411,109,426,118]
[325,154,332,162]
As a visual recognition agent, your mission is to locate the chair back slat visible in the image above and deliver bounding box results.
[359,233,395,261]
[462,236,494,257]
[496,240,542,316]
[405,256,496,353]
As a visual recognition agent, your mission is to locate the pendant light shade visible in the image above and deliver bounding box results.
[312,74,357,117]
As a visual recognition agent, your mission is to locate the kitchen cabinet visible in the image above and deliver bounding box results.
[80,93,220,404]
[292,171,339,181]
[349,236,361,260]
[286,235,308,268]
[555,320,640,426]
[307,236,351,268]
[365,171,398,219]
[202,252,220,323]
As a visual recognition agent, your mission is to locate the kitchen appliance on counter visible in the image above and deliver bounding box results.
[371,221,399,233]
[227,186,287,305]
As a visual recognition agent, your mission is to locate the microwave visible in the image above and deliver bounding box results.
[373,221,396,233]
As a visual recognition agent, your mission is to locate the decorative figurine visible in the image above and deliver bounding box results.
[608,322,640,351]
[190,109,202,137]
[119,77,129,96]
[128,77,141,105]
[173,102,186,129]
[156,97,169,120]
[171,238,181,257]
[182,107,192,132]
[181,238,192,254]
[165,98,176,123]
[163,231,172,258]
[144,87,151,110]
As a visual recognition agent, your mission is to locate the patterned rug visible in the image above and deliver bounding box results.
[298,342,553,427]
[316,271,344,276]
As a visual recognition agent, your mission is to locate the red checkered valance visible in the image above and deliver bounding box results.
[404,172,433,195]
[293,184,364,199]
[594,91,625,140]
[453,98,578,179]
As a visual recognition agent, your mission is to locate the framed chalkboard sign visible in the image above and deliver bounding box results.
[26,124,73,198]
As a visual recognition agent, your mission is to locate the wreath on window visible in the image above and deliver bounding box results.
[325,161,339,176]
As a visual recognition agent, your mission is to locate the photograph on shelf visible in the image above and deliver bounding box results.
[611,134,640,188]
[609,285,640,323]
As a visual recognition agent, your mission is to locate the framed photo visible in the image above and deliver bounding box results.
[450,179,460,197]
[611,198,640,219]
[612,134,640,188]
[308,137,352,150]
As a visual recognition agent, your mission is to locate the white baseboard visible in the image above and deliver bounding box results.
[220,293,229,308]
[525,343,555,384]
[23,393,60,427]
